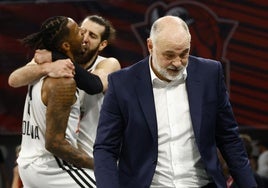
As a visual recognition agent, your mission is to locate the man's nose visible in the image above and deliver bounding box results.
[171,57,183,67]
[83,36,88,43]
[83,34,89,44]
[81,27,86,34]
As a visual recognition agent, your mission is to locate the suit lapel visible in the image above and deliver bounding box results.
[186,58,202,142]
[134,59,158,143]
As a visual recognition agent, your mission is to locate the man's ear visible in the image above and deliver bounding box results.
[61,42,70,51]
[98,40,108,52]
[147,38,153,54]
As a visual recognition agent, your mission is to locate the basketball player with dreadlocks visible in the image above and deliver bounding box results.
[16,16,96,188]
[9,15,120,186]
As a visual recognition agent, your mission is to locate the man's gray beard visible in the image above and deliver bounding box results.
[160,68,185,81]
[154,61,186,81]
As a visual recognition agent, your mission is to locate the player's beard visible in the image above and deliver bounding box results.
[75,45,99,65]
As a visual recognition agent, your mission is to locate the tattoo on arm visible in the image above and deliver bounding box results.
[43,77,93,169]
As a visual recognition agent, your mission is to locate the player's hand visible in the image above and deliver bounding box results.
[47,59,75,78]
[34,49,52,64]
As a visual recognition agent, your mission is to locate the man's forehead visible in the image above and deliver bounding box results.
[67,18,78,30]
[67,17,75,23]
[81,19,104,29]
[81,20,105,36]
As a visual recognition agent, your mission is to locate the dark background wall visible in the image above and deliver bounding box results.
[0,0,267,185]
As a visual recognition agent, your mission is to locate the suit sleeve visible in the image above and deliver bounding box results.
[94,74,121,188]
[215,61,257,188]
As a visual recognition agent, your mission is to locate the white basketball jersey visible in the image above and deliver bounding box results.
[17,77,80,168]
[77,55,106,158]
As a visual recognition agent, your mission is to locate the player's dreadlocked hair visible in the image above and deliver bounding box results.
[20,16,69,51]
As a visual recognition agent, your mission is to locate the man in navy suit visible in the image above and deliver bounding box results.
[94,15,257,188]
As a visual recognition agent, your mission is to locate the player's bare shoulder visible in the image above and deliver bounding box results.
[97,57,121,73]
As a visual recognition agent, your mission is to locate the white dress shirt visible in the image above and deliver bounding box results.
[149,59,211,188]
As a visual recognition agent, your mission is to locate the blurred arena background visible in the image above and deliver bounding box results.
[0,0,267,185]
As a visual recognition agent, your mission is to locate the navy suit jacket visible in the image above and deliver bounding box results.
[94,56,257,188]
